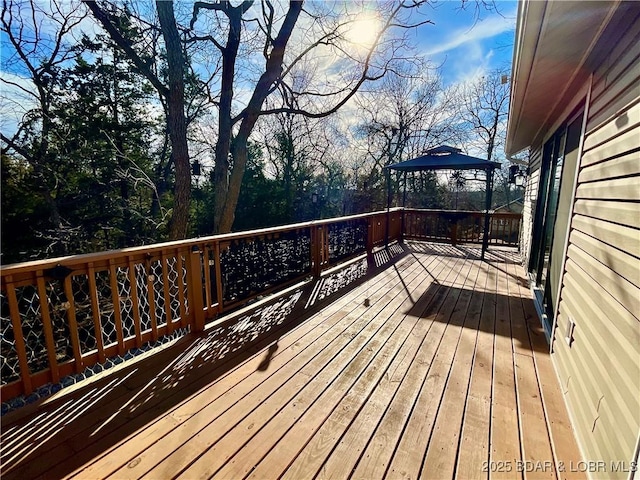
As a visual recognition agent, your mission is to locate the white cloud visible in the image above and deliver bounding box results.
[423,12,516,56]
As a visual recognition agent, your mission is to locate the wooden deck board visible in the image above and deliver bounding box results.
[0,243,585,480]
[455,258,495,480]
[319,254,474,480]
[14,255,425,480]
[101,256,429,479]
[246,254,461,480]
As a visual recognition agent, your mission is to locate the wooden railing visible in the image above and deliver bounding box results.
[0,208,518,403]
[0,209,403,401]
[403,209,521,247]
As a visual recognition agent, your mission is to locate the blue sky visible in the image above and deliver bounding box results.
[0,0,518,138]
[413,1,517,85]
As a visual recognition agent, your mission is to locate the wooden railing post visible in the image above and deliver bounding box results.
[187,246,205,333]
[311,224,321,278]
[213,241,224,314]
[5,278,33,396]
[451,221,458,246]
[62,276,84,373]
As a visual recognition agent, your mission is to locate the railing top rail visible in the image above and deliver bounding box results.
[404,208,521,217]
[0,208,403,276]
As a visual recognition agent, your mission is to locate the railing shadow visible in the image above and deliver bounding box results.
[0,242,409,479]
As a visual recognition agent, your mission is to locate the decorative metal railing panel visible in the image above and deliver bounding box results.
[0,249,193,400]
[327,219,368,263]
[220,228,312,306]
[95,270,118,347]
[0,291,20,385]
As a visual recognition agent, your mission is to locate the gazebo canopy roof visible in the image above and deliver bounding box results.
[386,145,501,172]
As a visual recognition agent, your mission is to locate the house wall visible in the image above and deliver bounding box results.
[521,8,640,479]
[554,13,640,476]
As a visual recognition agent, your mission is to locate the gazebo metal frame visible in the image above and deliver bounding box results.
[384,145,501,260]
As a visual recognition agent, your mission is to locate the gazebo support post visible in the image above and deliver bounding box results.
[402,171,407,207]
[481,167,494,261]
[385,167,391,247]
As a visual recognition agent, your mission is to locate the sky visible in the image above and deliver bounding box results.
[412,0,517,85]
[0,0,518,139]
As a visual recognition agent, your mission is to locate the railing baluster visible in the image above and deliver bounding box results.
[187,247,205,332]
[160,252,174,335]
[86,264,106,364]
[62,276,83,373]
[312,225,321,278]
[176,251,187,328]
[5,279,33,395]
[203,245,213,310]
[127,258,143,348]
[108,259,126,355]
[214,241,224,314]
[35,275,61,382]
[145,257,159,343]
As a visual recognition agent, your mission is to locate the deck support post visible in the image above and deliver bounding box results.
[385,168,391,247]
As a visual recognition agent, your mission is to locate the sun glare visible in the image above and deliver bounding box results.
[345,15,382,50]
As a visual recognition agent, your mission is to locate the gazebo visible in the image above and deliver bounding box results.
[385,145,501,260]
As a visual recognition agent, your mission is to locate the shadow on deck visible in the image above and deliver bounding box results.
[0,242,583,480]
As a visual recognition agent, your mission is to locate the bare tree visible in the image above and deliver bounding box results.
[457,69,509,162]
[189,0,433,232]
[9,0,442,239]
[456,69,511,206]
[351,68,459,189]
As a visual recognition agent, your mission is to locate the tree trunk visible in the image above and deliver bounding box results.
[157,1,190,240]
[213,1,303,233]
[212,5,243,233]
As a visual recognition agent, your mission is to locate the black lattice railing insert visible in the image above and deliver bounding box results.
[220,229,312,305]
[328,219,368,263]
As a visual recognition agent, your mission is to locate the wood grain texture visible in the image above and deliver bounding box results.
[0,243,584,480]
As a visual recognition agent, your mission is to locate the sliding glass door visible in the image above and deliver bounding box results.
[529,109,584,336]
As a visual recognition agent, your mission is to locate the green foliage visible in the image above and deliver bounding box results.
[1,155,51,262]
[2,20,171,263]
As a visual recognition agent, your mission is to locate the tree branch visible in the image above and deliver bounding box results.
[1,131,35,163]
[85,1,168,98]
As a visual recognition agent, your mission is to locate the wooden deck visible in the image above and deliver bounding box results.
[0,242,584,480]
